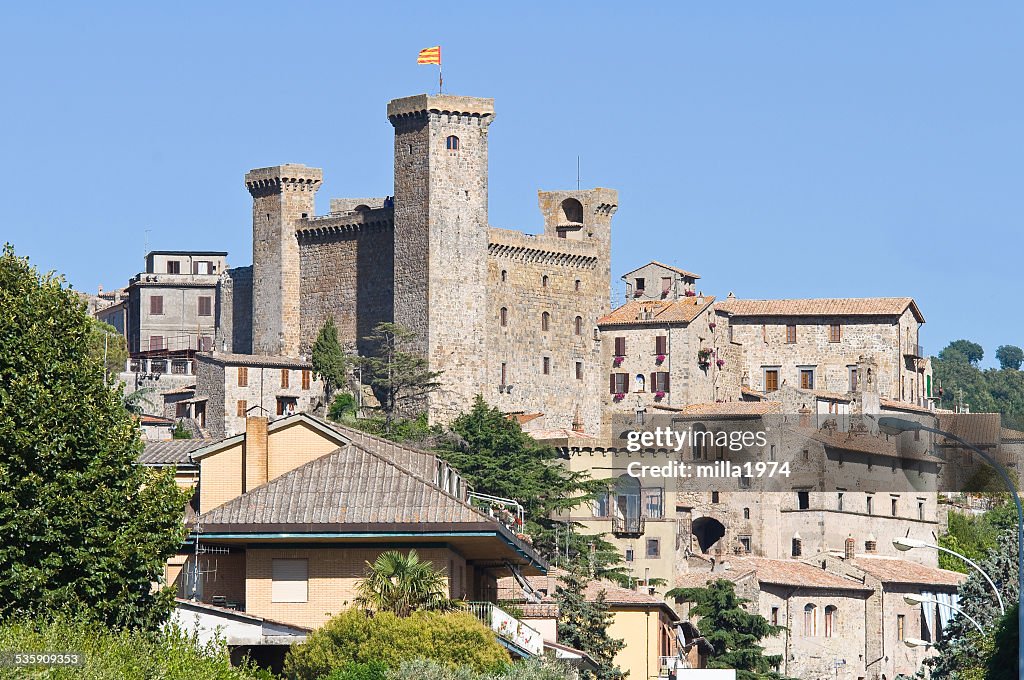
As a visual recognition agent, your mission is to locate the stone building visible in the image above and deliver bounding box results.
[237,93,616,430]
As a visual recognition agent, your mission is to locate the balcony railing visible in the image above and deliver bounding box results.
[904,343,924,358]
[467,602,543,656]
[612,515,645,537]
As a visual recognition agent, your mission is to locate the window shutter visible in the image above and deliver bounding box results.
[271,559,308,603]
[650,373,656,390]
[615,337,625,356]
[622,374,629,393]
[664,372,670,392]
[655,336,667,355]
[610,373,616,394]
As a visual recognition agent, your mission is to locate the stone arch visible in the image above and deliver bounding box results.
[560,198,583,224]
[691,516,726,553]
[354,204,371,212]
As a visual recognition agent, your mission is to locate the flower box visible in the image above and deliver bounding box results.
[613,356,624,367]
[655,354,666,364]
[654,391,666,400]
[613,393,625,402]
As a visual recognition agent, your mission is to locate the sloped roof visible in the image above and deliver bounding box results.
[879,398,934,415]
[716,297,924,323]
[653,401,782,417]
[139,439,209,465]
[320,419,440,480]
[848,557,965,587]
[621,261,701,280]
[496,569,678,618]
[1002,427,1024,443]
[728,558,873,592]
[598,297,715,326]
[937,412,1002,448]
[198,352,312,369]
[198,441,485,530]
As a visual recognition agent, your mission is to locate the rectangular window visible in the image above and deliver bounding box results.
[614,337,626,356]
[646,538,660,558]
[149,335,164,351]
[236,400,247,418]
[918,500,926,520]
[611,373,629,394]
[771,607,779,626]
[198,296,212,317]
[849,367,859,392]
[800,368,815,390]
[739,536,751,553]
[837,492,844,511]
[653,371,670,392]
[624,548,634,562]
[281,368,289,388]
[542,357,551,375]
[764,368,779,393]
[301,369,311,390]
[634,278,645,293]
[897,614,906,641]
[655,336,667,355]
[797,491,810,510]
[891,497,898,516]
[193,260,212,275]
[501,363,507,386]
[200,335,212,352]
[661,277,672,294]
[829,324,842,343]
[150,295,163,315]
[271,558,308,603]
[575,361,583,381]
[166,260,180,274]
[237,366,248,387]
[786,325,796,344]
[593,493,611,518]
[642,488,664,518]
[866,496,874,514]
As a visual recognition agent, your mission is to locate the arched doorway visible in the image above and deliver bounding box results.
[691,516,726,553]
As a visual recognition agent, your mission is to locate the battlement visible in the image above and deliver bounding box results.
[387,94,495,126]
[295,208,394,240]
[488,227,601,269]
[245,164,323,198]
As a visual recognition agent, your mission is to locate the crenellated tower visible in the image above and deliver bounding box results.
[245,164,322,357]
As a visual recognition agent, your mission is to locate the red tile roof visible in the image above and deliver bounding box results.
[848,557,965,587]
[728,558,873,592]
[715,297,924,323]
[598,297,715,326]
[621,261,701,280]
[937,412,1002,447]
[654,401,782,417]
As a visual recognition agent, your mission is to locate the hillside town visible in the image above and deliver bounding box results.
[62,91,1023,680]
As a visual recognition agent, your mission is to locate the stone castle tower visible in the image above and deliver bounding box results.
[241,92,617,431]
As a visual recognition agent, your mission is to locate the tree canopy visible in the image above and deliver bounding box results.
[932,340,1024,429]
[0,244,188,629]
[995,345,1024,371]
[312,316,348,403]
[360,322,441,427]
[555,568,626,680]
[355,549,461,616]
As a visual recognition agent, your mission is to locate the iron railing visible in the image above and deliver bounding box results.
[467,602,543,656]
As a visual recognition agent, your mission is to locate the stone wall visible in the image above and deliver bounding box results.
[216,266,252,354]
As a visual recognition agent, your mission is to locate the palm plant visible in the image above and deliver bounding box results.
[355,549,463,617]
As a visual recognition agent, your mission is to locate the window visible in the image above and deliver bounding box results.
[500,362,507,386]
[236,400,247,417]
[281,369,289,388]
[541,311,550,331]
[764,368,779,393]
[739,475,751,489]
[661,277,672,295]
[646,538,660,558]
[891,497,898,516]
[786,324,797,344]
[574,279,581,291]
[575,316,583,335]
[271,558,308,603]
[198,296,212,317]
[542,357,551,375]
[500,307,508,327]
[800,368,815,390]
[193,260,213,275]
[614,337,626,356]
[825,606,837,637]
[542,275,549,287]
[611,373,629,394]
[803,604,817,636]
[897,614,906,641]
[635,374,645,392]
[634,278,645,293]
[446,135,459,151]
[849,366,859,392]
[642,487,664,518]
[501,270,507,282]
[866,496,874,514]
[865,538,877,552]
[655,335,667,355]
[150,295,164,315]
[792,536,803,557]
[837,492,845,511]
[739,535,751,553]
[276,396,297,416]
[200,335,212,351]
[797,491,810,510]
[743,507,750,519]
[711,491,720,504]
[301,369,311,390]
[829,324,842,343]
[653,371,670,392]
[237,366,248,387]
[771,607,780,626]
[625,548,634,562]
[166,260,180,274]
[575,361,583,380]
[918,500,926,520]
[149,335,164,351]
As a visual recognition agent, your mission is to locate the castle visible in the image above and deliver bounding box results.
[226,94,614,432]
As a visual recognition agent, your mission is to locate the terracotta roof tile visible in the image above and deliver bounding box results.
[654,401,782,417]
[511,413,544,426]
[728,558,873,591]
[879,398,934,415]
[598,297,715,327]
[715,297,924,323]
[937,412,1002,447]
[497,568,676,614]
[848,557,965,587]
[621,261,701,280]
[199,352,312,369]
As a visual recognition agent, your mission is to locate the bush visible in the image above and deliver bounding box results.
[0,616,271,679]
[385,658,576,680]
[324,660,389,680]
[328,393,358,422]
[283,609,509,679]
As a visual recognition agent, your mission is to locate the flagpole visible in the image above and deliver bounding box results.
[439,63,443,94]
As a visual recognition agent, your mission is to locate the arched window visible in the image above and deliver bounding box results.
[500,307,508,327]
[501,270,507,282]
[575,279,581,291]
[692,423,708,460]
[824,605,837,637]
[803,604,817,636]
[541,311,550,331]
[743,507,750,519]
[446,135,460,151]
[574,316,583,335]
[542,275,549,287]
[635,374,645,392]
[560,198,584,224]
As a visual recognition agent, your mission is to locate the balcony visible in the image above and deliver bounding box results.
[467,602,543,657]
[904,343,924,359]
[612,515,646,538]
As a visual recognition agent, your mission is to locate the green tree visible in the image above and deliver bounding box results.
[355,549,462,617]
[360,322,441,428]
[996,345,1024,371]
[0,245,189,630]
[555,568,626,680]
[441,397,626,582]
[283,609,508,679]
[943,340,986,365]
[312,316,349,404]
[667,579,788,680]
[985,602,1019,680]
[87,318,128,384]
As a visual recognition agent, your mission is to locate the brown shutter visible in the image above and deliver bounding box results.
[615,337,626,355]
[664,372,670,392]
[650,373,656,390]
[610,373,616,394]
[623,373,629,393]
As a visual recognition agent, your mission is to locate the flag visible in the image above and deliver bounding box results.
[418,46,441,65]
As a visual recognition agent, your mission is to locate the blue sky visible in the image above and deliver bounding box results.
[1,3,1020,366]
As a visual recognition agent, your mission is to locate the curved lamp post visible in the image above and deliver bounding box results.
[903,638,932,649]
[878,415,1022,674]
[904,594,986,636]
[893,537,1006,615]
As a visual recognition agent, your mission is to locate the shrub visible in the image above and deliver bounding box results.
[385,658,575,680]
[324,660,389,680]
[283,609,508,679]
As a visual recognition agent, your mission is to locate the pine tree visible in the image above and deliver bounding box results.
[555,567,626,680]
[312,316,348,405]
[0,244,188,629]
[667,579,789,680]
[360,322,441,427]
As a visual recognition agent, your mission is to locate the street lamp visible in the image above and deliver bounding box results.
[903,638,932,649]
[893,537,1006,614]
[903,594,986,636]
[878,415,1023,673]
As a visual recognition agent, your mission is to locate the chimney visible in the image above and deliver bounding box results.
[865,533,877,554]
[244,416,269,491]
[844,536,855,560]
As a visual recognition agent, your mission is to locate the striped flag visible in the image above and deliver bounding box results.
[417,46,441,65]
